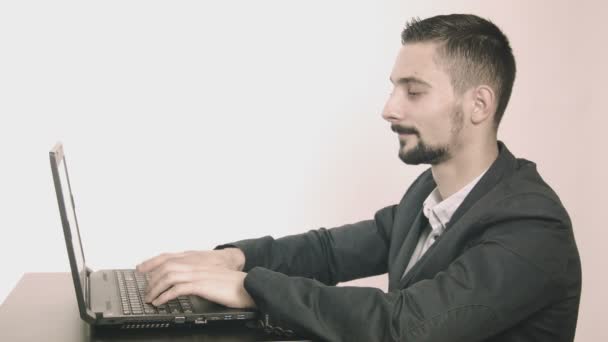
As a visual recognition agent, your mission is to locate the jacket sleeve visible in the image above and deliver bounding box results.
[215,204,397,285]
[242,233,565,342]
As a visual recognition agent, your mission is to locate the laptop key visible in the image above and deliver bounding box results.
[143,304,157,314]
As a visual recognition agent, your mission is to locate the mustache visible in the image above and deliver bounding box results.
[391,124,419,136]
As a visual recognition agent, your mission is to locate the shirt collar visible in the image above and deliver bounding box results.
[422,168,489,233]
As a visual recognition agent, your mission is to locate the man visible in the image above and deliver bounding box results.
[136,14,582,341]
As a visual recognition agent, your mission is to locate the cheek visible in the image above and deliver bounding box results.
[421,121,451,145]
[418,97,455,141]
[424,93,454,117]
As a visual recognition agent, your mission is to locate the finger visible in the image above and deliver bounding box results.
[146,260,198,291]
[136,251,187,273]
[147,268,228,303]
[147,259,225,290]
[136,252,173,273]
[145,271,195,304]
[152,282,196,306]
[147,264,225,297]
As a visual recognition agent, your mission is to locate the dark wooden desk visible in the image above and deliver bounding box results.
[0,273,312,341]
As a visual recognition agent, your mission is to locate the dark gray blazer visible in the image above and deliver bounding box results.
[217,141,582,341]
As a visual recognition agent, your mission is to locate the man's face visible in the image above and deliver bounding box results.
[382,42,466,165]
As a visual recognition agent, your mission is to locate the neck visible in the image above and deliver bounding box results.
[431,141,499,199]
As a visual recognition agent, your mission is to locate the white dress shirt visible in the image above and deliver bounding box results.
[402,168,489,279]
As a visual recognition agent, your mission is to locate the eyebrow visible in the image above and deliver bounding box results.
[389,76,432,88]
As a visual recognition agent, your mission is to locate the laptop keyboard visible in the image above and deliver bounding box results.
[115,270,194,315]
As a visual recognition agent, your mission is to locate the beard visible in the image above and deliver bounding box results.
[398,138,450,165]
[393,107,464,166]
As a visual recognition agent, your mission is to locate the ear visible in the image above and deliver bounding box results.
[470,85,496,125]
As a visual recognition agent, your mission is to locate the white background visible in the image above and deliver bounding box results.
[1,1,606,340]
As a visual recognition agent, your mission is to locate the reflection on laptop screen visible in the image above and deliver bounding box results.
[57,155,87,298]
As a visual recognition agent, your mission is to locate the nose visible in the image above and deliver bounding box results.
[382,109,401,124]
[381,91,404,124]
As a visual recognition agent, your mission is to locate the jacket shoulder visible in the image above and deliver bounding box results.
[484,158,570,222]
[476,158,579,286]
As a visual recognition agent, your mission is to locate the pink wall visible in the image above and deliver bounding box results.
[336,2,607,341]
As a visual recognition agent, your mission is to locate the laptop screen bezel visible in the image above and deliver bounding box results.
[49,142,95,322]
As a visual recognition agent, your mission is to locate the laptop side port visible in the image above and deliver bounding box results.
[194,317,207,325]
[236,314,246,319]
[223,315,233,320]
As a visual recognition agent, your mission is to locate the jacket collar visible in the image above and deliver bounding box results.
[417,140,517,231]
[395,141,518,289]
[444,140,517,231]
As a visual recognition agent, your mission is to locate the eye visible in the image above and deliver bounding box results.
[408,92,422,97]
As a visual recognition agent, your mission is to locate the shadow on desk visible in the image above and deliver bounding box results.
[0,273,313,342]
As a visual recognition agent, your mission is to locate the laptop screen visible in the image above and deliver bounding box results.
[51,145,88,306]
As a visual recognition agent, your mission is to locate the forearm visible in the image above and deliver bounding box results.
[216,204,396,283]
[219,230,368,284]
[242,242,559,342]
[244,267,398,341]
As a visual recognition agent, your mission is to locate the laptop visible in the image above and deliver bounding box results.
[49,142,259,329]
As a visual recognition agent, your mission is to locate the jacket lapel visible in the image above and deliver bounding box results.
[388,210,429,288]
[395,141,518,289]
[387,171,435,291]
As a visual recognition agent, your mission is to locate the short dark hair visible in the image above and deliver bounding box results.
[401,14,516,129]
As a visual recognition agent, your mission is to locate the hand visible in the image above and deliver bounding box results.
[136,250,255,309]
[136,249,245,274]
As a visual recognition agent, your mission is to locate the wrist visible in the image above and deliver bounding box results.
[224,247,246,271]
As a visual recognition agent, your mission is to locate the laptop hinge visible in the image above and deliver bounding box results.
[86,269,92,310]
[85,268,103,320]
